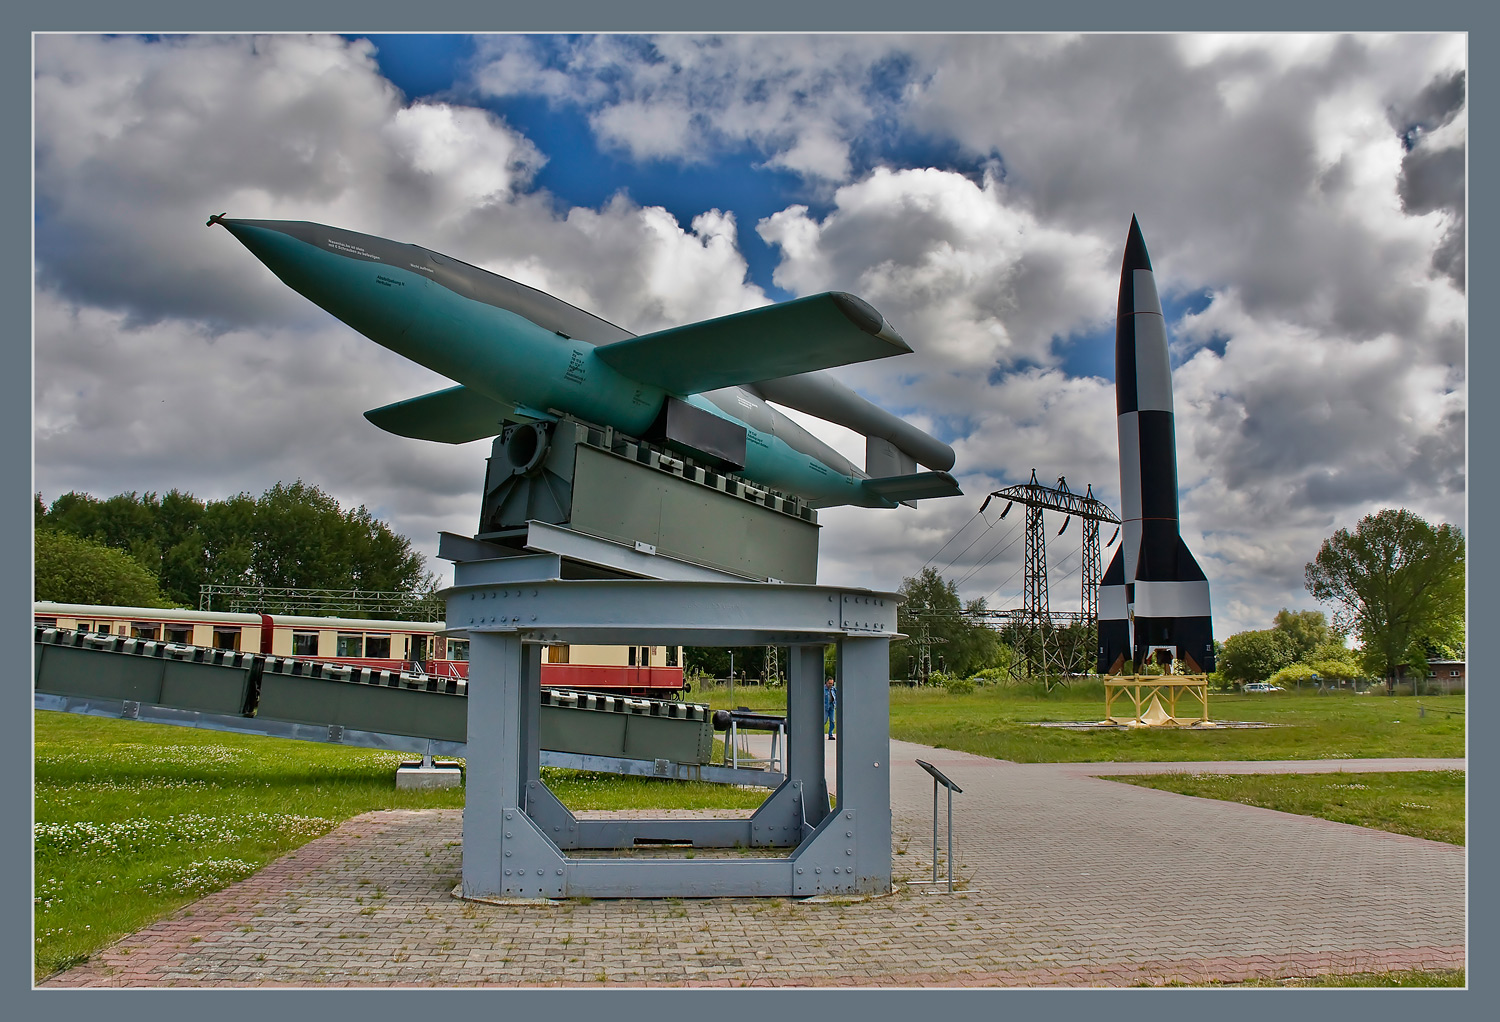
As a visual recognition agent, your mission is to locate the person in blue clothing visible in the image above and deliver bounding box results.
[824,675,837,740]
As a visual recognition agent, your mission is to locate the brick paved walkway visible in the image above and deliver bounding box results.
[43,743,1464,987]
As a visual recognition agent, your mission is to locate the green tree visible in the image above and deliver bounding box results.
[683,647,766,681]
[1217,629,1296,685]
[893,567,1000,681]
[39,482,433,612]
[1305,509,1465,694]
[1267,662,1320,690]
[1302,639,1366,686]
[1272,608,1333,661]
[35,530,175,608]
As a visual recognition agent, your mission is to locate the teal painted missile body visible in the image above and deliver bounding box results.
[213,216,959,509]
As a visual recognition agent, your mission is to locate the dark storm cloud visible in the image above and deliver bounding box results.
[1399,144,1465,287]
[1392,69,1466,139]
[1389,70,1466,290]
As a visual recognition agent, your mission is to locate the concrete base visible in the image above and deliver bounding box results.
[396,762,464,790]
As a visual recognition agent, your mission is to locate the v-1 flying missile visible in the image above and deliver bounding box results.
[1097,217,1215,674]
[209,215,961,510]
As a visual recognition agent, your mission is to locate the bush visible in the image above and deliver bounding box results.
[942,676,976,696]
[35,529,175,607]
[968,667,1009,685]
[1268,663,1320,689]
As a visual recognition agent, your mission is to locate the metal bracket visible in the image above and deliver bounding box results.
[523,779,582,849]
[494,807,569,898]
[748,779,806,847]
[791,809,864,896]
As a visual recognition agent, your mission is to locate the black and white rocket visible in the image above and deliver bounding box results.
[1097,217,1215,674]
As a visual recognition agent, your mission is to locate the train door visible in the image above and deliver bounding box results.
[410,634,428,671]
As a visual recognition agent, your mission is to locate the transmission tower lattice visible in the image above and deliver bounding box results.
[1079,483,1104,675]
[764,645,780,683]
[980,470,1121,685]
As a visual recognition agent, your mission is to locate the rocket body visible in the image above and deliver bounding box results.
[1097,218,1215,674]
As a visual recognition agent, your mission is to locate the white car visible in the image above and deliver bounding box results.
[1242,682,1284,693]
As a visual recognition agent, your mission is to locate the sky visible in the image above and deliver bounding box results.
[32,32,1467,639]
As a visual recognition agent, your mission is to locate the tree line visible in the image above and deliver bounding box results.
[1219,508,1464,694]
[35,482,434,614]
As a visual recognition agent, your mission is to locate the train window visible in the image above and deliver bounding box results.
[96,624,112,635]
[365,635,392,659]
[448,639,469,662]
[336,634,364,657]
[165,626,191,644]
[36,617,56,628]
[131,623,160,640]
[667,645,679,668]
[627,646,637,666]
[292,631,319,656]
[547,645,570,664]
[213,628,241,651]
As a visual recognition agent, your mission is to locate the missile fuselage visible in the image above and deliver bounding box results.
[1097,218,1215,674]
[217,218,959,509]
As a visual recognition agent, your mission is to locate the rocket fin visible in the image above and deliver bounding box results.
[364,385,520,444]
[1136,532,1209,582]
[863,470,963,503]
[1101,545,1125,585]
[594,292,911,396]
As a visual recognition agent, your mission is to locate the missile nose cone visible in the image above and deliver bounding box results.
[1122,215,1153,274]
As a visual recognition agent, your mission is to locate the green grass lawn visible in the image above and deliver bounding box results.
[1110,770,1465,844]
[886,682,1465,762]
[32,710,763,982]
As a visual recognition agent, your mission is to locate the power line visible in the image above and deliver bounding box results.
[952,524,1023,590]
[921,506,988,570]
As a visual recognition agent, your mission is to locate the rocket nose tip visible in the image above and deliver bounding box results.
[1122,216,1153,274]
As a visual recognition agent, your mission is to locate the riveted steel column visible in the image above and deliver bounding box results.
[787,643,830,828]
[836,634,892,892]
[461,632,525,898]
[520,642,542,790]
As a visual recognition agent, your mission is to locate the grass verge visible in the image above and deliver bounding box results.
[33,710,763,982]
[1108,770,1465,844]
[1207,968,1464,987]
[886,683,1465,763]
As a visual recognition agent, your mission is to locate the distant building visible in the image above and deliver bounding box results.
[1396,658,1465,692]
[1425,660,1466,685]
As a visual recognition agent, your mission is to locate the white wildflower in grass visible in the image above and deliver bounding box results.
[1331,783,1369,790]
[143,859,259,896]
[37,743,249,769]
[1400,803,1433,810]
[34,813,335,857]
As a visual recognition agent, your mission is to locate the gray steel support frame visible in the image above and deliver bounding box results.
[451,574,898,900]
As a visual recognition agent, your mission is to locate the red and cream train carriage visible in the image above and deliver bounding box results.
[33,602,685,696]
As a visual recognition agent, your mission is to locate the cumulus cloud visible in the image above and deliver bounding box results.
[470,34,912,181]
[32,32,1466,642]
[32,33,771,570]
[32,289,486,557]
